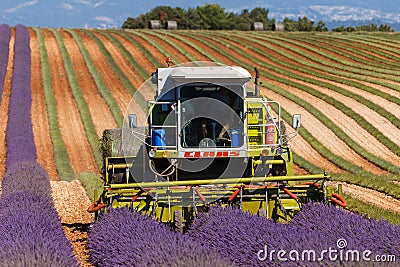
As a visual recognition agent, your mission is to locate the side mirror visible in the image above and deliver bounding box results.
[128,114,137,129]
[292,114,301,129]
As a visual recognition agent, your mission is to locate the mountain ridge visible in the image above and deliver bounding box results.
[1,1,399,30]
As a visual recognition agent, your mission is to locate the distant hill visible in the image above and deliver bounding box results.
[0,1,399,30]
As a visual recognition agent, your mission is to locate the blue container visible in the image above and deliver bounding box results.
[231,129,240,147]
[152,129,166,149]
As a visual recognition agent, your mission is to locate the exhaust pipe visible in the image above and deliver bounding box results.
[254,66,260,96]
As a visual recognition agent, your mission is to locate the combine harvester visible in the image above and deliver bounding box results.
[89,61,346,231]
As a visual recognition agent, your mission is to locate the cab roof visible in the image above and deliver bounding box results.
[153,66,252,94]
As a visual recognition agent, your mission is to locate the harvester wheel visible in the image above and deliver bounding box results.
[174,210,184,233]
[257,208,267,217]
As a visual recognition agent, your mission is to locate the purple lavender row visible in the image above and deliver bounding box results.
[0,161,79,266]
[88,207,232,267]
[6,24,37,169]
[0,24,11,104]
[290,202,400,258]
[186,204,400,267]
[1,160,52,198]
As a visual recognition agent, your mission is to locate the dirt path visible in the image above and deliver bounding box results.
[329,181,400,213]
[42,29,98,175]
[51,180,94,266]
[29,29,59,181]
[59,29,117,137]
[285,121,345,173]
[0,28,13,179]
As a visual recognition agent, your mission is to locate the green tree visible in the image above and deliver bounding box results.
[297,16,314,31]
[332,25,346,32]
[197,4,229,30]
[315,20,328,32]
[122,4,274,31]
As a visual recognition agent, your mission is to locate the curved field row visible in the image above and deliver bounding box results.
[87,30,148,124]
[41,29,98,175]
[29,29,58,181]
[321,34,400,62]
[206,33,400,167]
[300,35,400,67]
[274,34,400,76]
[170,31,364,171]
[330,181,400,214]
[5,28,400,180]
[75,30,131,123]
[132,30,343,173]
[167,31,390,174]
[240,33,400,108]
[262,34,400,95]
[59,29,117,138]
[209,33,400,156]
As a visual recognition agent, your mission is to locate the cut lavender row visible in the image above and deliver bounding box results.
[0,160,79,266]
[0,192,79,266]
[1,161,52,198]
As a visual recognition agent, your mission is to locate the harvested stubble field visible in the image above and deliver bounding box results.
[1,25,400,266]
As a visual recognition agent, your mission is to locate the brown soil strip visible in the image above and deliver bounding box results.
[267,89,386,174]
[156,31,210,62]
[51,180,94,266]
[63,225,93,267]
[29,29,59,181]
[269,80,399,168]
[89,31,148,125]
[119,31,166,71]
[178,33,345,172]
[182,34,381,173]
[327,38,400,62]
[214,34,399,169]
[393,181,400,186]
[59,29,117,137]
[42,29,98,175]
[134,31,190,64]
[0,28,14,179]
[75,30,134,125]
[329,181,400,213]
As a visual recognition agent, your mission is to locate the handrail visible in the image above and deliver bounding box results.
[109,174,329,189]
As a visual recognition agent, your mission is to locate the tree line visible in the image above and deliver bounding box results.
[122,4,394,32]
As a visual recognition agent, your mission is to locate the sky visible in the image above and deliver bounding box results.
[0,0,399,29]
